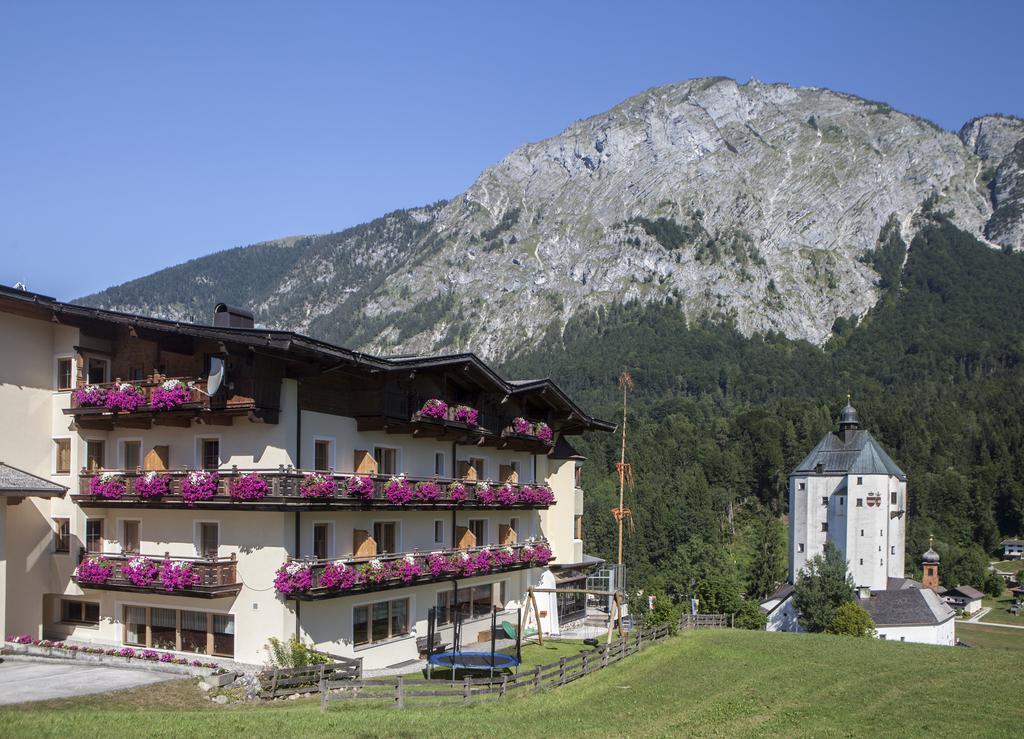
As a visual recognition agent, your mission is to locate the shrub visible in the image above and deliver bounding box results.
[264,637,331,668]
[825,601,876,637]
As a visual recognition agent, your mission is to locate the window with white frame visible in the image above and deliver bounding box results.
[121,520,140,554]
[373,521,398,554]
[56,357,73,391]
[468,519,487,546]
[121,440,142,470]
[198,438,220,470]
[314,439,334,471]
[86,356,109,385]
[54,438,71,475]
[353,598,409,647]
[85,440,105,471]
[434,452,446,477]
[433,519,444,545]
[196,522,219,558]
[313,522,333,560]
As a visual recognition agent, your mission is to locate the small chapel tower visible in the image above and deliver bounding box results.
[921,541,941,591]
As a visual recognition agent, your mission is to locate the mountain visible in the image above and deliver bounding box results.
[78,78,1024,361]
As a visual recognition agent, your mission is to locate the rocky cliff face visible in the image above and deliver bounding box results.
[79,78,1024,361]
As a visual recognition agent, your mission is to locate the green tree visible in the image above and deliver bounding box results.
[733,598,768,630]
[747,511,786,599]
[826,601,876,637]
[793,541,855,632]
[983,570,1005,599]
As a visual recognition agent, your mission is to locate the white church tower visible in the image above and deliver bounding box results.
[788,402,907,590]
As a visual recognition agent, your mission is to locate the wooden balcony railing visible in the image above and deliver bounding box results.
[73,549,240,599]
[282,539,554,601]
[73,467,556,510]
[68,376,207,411]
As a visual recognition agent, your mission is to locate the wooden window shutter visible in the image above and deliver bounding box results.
[354,450,377,475]
[456,526,476,550]
[499,465,518,484]
[499,524,517,546]
[143,445,169,471]
[353,529,377,558]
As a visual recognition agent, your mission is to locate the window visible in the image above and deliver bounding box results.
[890,491,898,506]
[468,519,487,546]
[353,598,409,646]
[470,584,494,618]
[86,519,103,553]
[373,522,397,554]
[797,543,805,553]
[435,586,495,626]
[856,477,863,485]
[879,634,887,640]
[434,452,446,477]
[820,522,828,533]
[122,440,141,471]
[861,529,864,536]
[859,558,864,565]
[61,600,100,625]
[373,447,398,476]
[198,523,219,558]
[122,606,234,657]
[509,516,520,538]
[856,498,863,507]
[56,357,73,391]
[574,514,583,540]
[121,520,140,553]
[54,438,71,474]
[313,523,331,560]
[470,457,486,479]
[86,356,109,385]
[821,497,828,506]
[53,518,70,553]
[199,439,220,470]
[314,439,333,472]
[433,520,444,545]
[798,481,805,491]
[509,460,521,479]
[891,546,896,555]
[839,497,844,506]
[86,440,105,471]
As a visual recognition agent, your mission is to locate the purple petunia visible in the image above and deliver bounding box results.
[346,475,374,500]
[229,473,269,501]
[181,470,219,505]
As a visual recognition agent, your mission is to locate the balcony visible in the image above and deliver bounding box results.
[354,394,554,453]
[72,468,555,511]
[276,540,554,601]
[73,550,241,599]
[64,375,278,430]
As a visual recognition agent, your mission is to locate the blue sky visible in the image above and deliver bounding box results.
[2,1,1021,300]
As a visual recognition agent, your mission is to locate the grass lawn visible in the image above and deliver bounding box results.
[2,629,1022,737]
[991,559,1024,575]
[979,591,1024,625]
[957,623,1024,652]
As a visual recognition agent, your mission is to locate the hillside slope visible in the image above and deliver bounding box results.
[78,79,1024,360]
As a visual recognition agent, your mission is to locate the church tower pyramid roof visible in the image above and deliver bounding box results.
[789,402,907,480]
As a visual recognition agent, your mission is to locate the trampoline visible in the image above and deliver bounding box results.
[428,650,520,671]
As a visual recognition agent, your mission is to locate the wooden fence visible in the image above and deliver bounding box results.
[320,613,727,711]
[259,656,363,700]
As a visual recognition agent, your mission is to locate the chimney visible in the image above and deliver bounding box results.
[213,303,254,329]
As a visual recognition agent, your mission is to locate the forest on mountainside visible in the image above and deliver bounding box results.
[503,216,1024,596]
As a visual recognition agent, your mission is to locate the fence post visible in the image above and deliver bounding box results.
[582,650,590,674]
[637,628,643,651]
[559,657,566,686]
[500,674,508,698]
[602,644,610,668]
[320,675,327,713]
[395,676,404,710]
[463,676,472,704]
[533,667,541,692]
[270,670,279,699]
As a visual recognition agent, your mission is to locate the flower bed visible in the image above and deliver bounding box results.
[453,405,480,425]
[89,472,126,499]
[150,379,192,410]
[4,635,227,673]
[510,417,553,443]
[106,383,146,412]
[229,473,268,501]
[181,470,219,505]
[277,543,553,596]
[419,398,448,419]
[133,471,169,498]
[299,472,337,498]
[75,556,114,584]
[346,475,374,500]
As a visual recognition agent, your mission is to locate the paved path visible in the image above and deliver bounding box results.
[0,658,174,704]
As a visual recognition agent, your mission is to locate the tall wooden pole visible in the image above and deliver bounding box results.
[616,369,632,567]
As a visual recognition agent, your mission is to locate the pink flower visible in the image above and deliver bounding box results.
[346,475,374,500]
[319,562,358,590]
[89,473,126,499]
[75,556,114,584]
[299,473,337,498]
[124,556,159,587]
[133,471,169,498]
[73,385,107,407]
[160,561,201,591]
[513,417,531,434]
[229,473,268,501]
[384,476,412,505]
[274,562,312,595]
[520,485,555,505]
[105,383,146,412]
[476,484,496,505]
[414,481,441,502]
[453,405,479,425]
[419,399,448,419]
[150,380,192,410]
[448,482,468,503]
[181,470,219,505]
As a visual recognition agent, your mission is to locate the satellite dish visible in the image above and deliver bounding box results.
[207,356,225,396]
